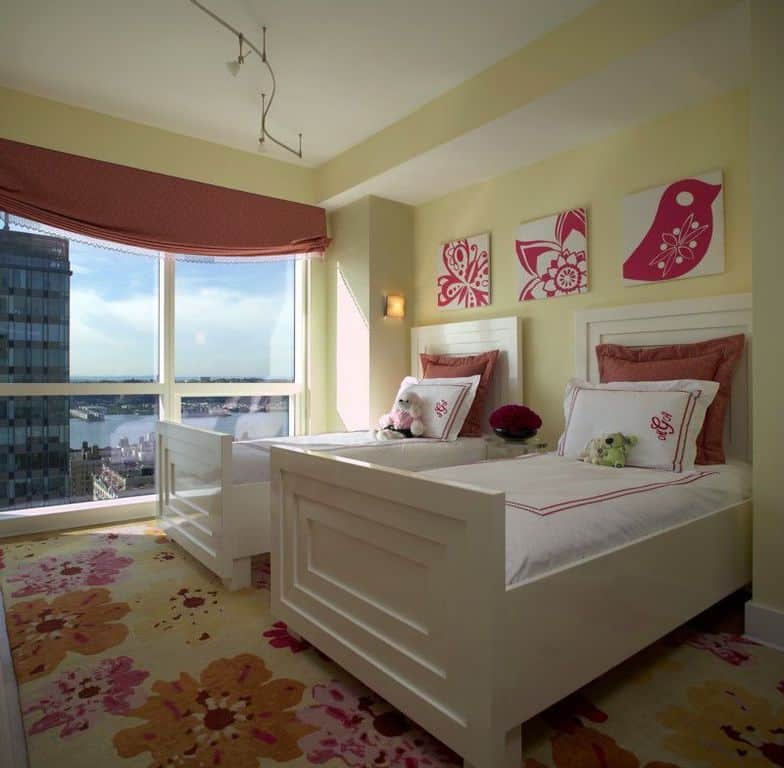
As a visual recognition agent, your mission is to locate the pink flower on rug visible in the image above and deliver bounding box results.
[253,553,271,590]
[24,656,148,738]
[682,632,759,666]
[297,680,460,766]
[8,547,133,597]
[264,621,311,654]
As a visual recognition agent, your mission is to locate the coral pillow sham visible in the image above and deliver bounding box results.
[557,378,719,472]
[596,334,745,464]
[392,375,480,441]
[420,350,499,436]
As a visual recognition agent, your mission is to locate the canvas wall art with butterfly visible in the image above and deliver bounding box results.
[516,208,588,301]
[436,232,491,310]
[623,170,724,285]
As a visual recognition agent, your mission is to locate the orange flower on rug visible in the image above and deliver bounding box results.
[8,588,130,683]
[658,680,784,767]
[113,653,315,767]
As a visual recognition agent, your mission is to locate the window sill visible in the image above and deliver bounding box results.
[0,495,156,539]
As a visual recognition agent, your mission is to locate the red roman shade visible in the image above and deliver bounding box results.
[0,138,330,258]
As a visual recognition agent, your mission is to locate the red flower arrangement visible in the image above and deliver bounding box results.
[489,404,542,440]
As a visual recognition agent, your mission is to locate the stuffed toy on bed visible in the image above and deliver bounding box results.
[580,433,638,468]
[376,390,425,440]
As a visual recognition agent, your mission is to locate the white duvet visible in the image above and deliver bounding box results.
[231,431,487,485]
[424,453,752,587]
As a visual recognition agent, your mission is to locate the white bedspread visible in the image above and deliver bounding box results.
[424,454,751,587]
[231,431,487,485]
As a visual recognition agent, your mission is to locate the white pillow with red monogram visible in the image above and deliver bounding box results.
[392,375,480,441]
[557,378,719,471]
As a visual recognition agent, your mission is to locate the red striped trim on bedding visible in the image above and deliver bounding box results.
[507,470,717,516]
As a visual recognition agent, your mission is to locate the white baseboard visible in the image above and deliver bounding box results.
[745,600,784,651]
[0,591,28,768]
[0,496,155,540]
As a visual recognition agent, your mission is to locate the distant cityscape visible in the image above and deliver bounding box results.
[0,223,288,512]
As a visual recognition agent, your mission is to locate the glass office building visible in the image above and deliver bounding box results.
[0,226,71,508]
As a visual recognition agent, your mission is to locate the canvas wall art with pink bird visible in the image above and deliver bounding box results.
[516,207,588,301]
[436,232,491,310]
[623,170,724,285]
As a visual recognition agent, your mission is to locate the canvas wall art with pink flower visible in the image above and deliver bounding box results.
[516,208,588,301]
[623,170,724,284]
[436,232,490,310]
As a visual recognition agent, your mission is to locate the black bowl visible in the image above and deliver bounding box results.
[493,427,538,442]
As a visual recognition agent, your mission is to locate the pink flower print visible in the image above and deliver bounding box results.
[297,680,459,766]
[264,621,311,654]
[517,208,588,301]
[648,212,710,278]
[24,657,148,738]
[8,547,132,598]
[434,399,448,418]
[541,249,588,297]
[680,632,759,666]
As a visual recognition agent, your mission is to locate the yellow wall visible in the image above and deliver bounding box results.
[315,0,737,203]
[0,86,315,204]
[412,89,750,447]
[324,198,372,431]
[749,0,784,616]
[323,197,414,430]
[368,198,414,421]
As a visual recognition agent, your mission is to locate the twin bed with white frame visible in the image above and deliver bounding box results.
[269,293,753,768]
[156,315,522,589]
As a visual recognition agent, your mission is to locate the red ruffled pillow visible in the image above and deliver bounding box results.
[420,350,499,437]
[596,334,745,464]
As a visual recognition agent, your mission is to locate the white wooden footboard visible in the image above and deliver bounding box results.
[271,447,519,768]
[157,421,266,590]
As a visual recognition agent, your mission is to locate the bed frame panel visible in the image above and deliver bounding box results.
[157,316,521,588]
[156,421,269,589]
[575,293,752,461]
[272,293,753,767]
[411,315,522,432]
[272,447,751,767]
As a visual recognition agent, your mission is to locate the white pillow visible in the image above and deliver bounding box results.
[557,378,719,471]
[392,375,480,441]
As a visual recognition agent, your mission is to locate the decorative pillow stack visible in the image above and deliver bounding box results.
[596,334,745,464]
[392,375,480,441]
[420,350,499,436]
[557,378,719,472]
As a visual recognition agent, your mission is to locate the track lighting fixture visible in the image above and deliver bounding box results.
[190,0,304,159]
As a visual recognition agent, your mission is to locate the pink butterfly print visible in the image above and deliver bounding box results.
[437,237,490,309]
[517,209,588,301]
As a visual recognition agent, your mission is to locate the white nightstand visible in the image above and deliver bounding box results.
[484,436,548,460]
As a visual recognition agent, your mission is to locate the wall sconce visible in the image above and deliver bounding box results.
[384,294,405,319]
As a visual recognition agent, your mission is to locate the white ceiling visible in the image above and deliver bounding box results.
[0,0,594,165]
[322,1,750,209]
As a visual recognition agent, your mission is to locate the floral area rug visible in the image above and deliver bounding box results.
[1,522,783,768]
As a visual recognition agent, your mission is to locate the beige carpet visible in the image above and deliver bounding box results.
[1,521,782,767]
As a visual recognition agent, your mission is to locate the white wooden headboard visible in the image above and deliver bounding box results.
[575,294,752,462]
[411,316,522,433]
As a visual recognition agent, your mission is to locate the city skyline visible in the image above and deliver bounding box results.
[10,218,296,382]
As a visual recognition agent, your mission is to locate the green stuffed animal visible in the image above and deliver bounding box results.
[580,433,638,468]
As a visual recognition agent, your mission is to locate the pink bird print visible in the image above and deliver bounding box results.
[623,177,721,282]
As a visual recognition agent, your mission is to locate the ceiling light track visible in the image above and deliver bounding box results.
[189,0,303,159]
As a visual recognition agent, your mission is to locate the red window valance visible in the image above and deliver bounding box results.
[0,138,330,259]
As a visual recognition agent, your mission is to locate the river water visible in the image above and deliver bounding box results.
[69,412,289,450]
